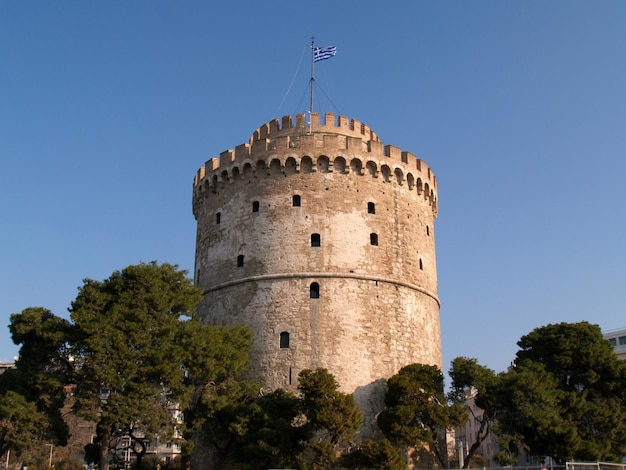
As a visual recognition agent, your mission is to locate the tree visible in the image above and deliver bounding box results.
[231,389,306,469]
[3,263,254,470]
[495,321,626,463]
[297,368,363,468]
[193,368,362,470]
[0,390,49,461]
[68,261,255,470]
[177,321,254,469]
[378,363,467,467]
[340,439,406,470]
[192,378,305,470]
[448,357,500,468]
[0,307,74,455]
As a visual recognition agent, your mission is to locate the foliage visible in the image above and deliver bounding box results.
[1,307,73,447]
[378,363,467,468]
[448,357,500,468]
[195,368,362,469]
[136,455,182,470]
[0,390,49,459]
[298,368,362,448]
[296,368,363,469]
[67,261,255,470]
[177,321,253,446]
[495,321,626,463]
[340,438,406,470]
[56,458,88,470]
[69,262,203,469]
[196,379,304,469]
[233,389,306,469]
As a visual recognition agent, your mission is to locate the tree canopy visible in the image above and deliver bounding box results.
[0,390,49,461]
[3,262,255,470]
[0,307,74,461]
[378,363,467,467]
[448,357,499,468]
[497,321,626,463]
[69,262,205,469]
[6,267,626,470]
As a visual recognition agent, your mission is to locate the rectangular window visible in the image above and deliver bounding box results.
[619,336,626,346]
[609,338,617,347]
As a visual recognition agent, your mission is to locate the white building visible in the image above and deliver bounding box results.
[603,327,626,361]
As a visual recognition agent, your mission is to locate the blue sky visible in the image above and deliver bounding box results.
[2,2,625,375]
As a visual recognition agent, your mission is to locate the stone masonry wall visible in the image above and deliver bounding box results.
[192,113,441,432]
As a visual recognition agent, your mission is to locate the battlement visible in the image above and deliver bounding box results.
[193,114,437,200]
[251,112,380,143]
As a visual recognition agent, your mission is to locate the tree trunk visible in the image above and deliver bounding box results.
[99,427,110,470]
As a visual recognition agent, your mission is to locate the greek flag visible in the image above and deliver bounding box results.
[314,46,337,62]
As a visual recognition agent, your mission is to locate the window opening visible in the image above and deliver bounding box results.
[237,255,244,267]
[370,233,378,246]
[293,195,301,207]
[311,233,321,247]
[280,332,290,349]
[426,225,429,236]
[367,202,375,214]
[252,201,260,212]
[310,282,320,299]
[619,336,626,346]
[419,258,423,270]
[216,212,221,224]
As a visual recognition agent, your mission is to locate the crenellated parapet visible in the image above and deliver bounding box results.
[193,113,438,215]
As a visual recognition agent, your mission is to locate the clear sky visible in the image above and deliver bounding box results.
[2,1,625,375]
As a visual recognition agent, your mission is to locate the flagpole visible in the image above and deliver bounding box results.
[309,36,315,119]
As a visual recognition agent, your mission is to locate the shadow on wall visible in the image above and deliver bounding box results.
[353,378,387,440]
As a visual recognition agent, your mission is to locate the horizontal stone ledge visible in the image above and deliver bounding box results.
[201,271,440,307]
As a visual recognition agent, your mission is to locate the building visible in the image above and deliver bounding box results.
[604,327,626,361]
[0,361,14,375]
[192,112,441,430]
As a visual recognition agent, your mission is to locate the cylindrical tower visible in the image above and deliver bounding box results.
[192,112,440,428]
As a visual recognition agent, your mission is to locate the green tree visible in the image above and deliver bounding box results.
[232,389,305,469]
[496,321,626,463]
[178,317,252,469]
[297,368,363,468]
[448,357,500,468]
[196,368,362,469]
[378,363,467,468]
[0,307,74,451]
[69,262,209,470]
[340,438,406,470]
[0,390,49,460]
[194,379,304,470]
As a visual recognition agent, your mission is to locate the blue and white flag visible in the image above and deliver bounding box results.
[314,46,337,62]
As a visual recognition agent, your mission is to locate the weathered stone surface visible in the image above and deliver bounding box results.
[192,112,440,433]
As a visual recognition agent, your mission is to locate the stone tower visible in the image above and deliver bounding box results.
[192,112,440,428]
